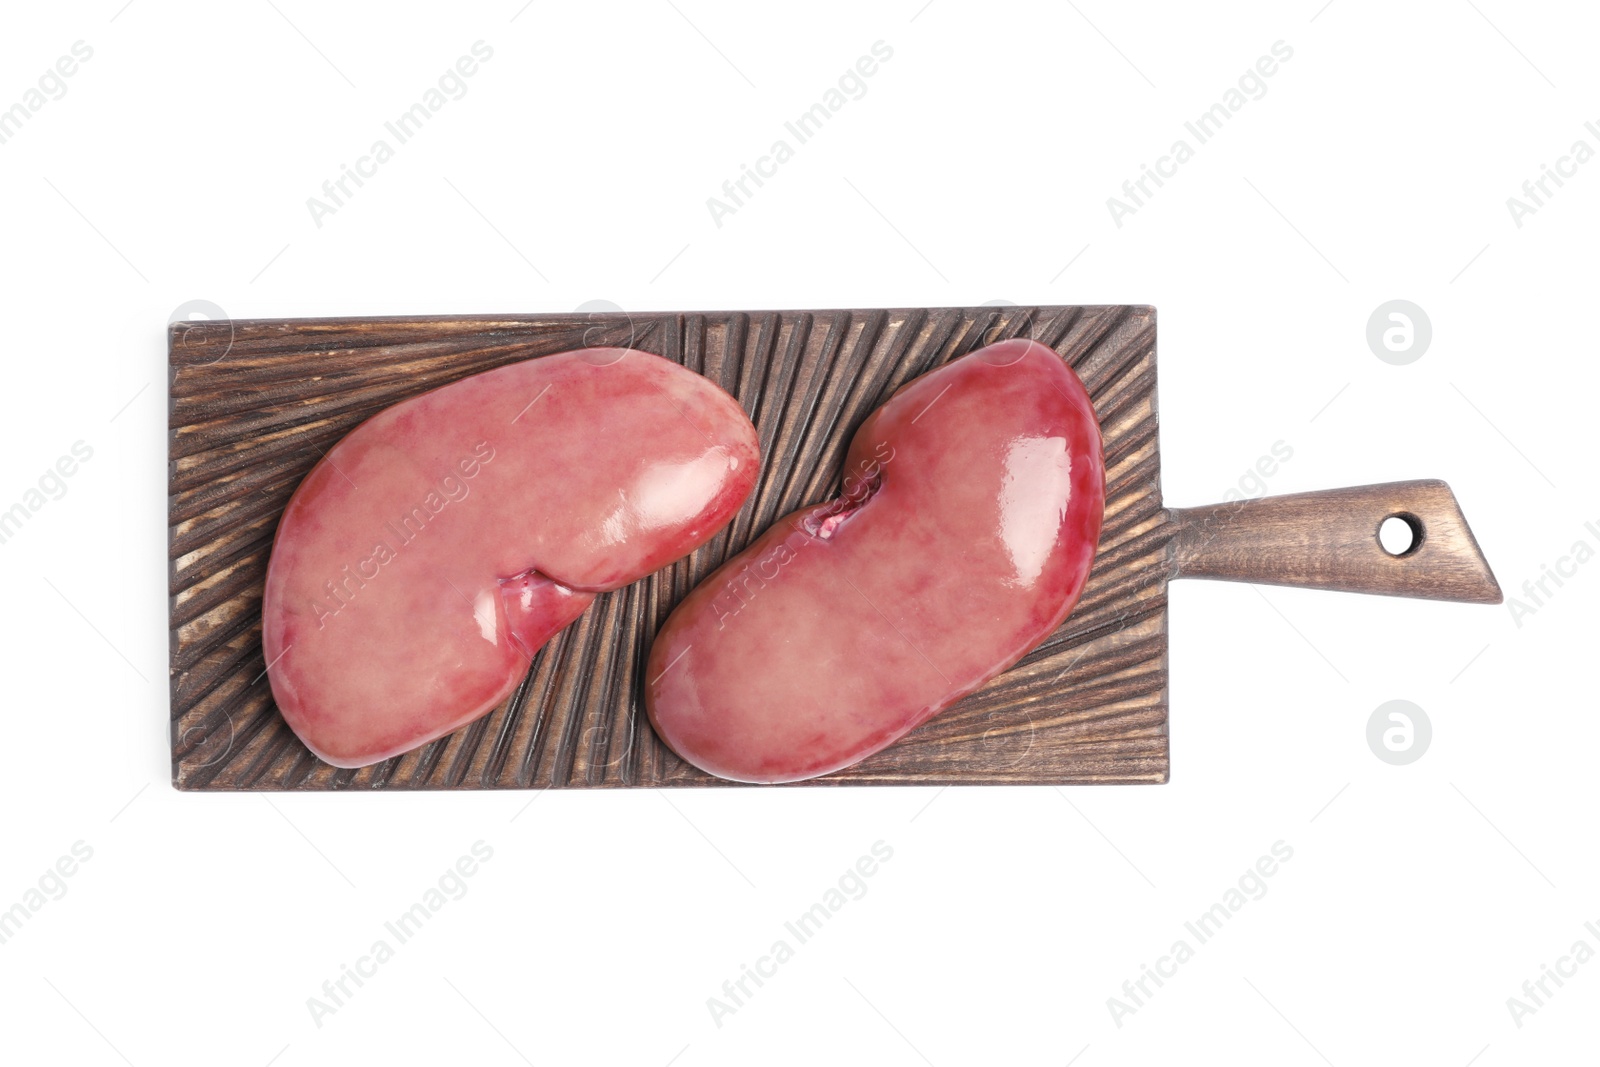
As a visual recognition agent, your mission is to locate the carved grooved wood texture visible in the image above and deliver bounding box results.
[170,306,1168,790]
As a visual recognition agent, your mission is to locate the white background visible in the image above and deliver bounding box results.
[0,1,1595,1063]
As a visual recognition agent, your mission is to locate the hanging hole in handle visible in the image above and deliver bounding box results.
[1378,513,1424,557]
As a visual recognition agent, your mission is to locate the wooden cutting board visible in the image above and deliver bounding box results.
[168,305,1500,790]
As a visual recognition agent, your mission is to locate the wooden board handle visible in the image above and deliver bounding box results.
[1168,480,1502,603]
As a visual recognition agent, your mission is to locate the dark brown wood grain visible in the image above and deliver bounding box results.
[170,306,1169,789]
[168,305,1500,791]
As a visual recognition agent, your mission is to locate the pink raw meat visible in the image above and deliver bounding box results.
[263,348,759,768]
[645,338,1105,783]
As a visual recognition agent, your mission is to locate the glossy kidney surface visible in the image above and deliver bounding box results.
[263,348,759,768]
[646,338,1105,783]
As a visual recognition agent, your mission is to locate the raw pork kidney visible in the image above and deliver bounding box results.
[263,348,759,768]
[646,338,1104,783]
